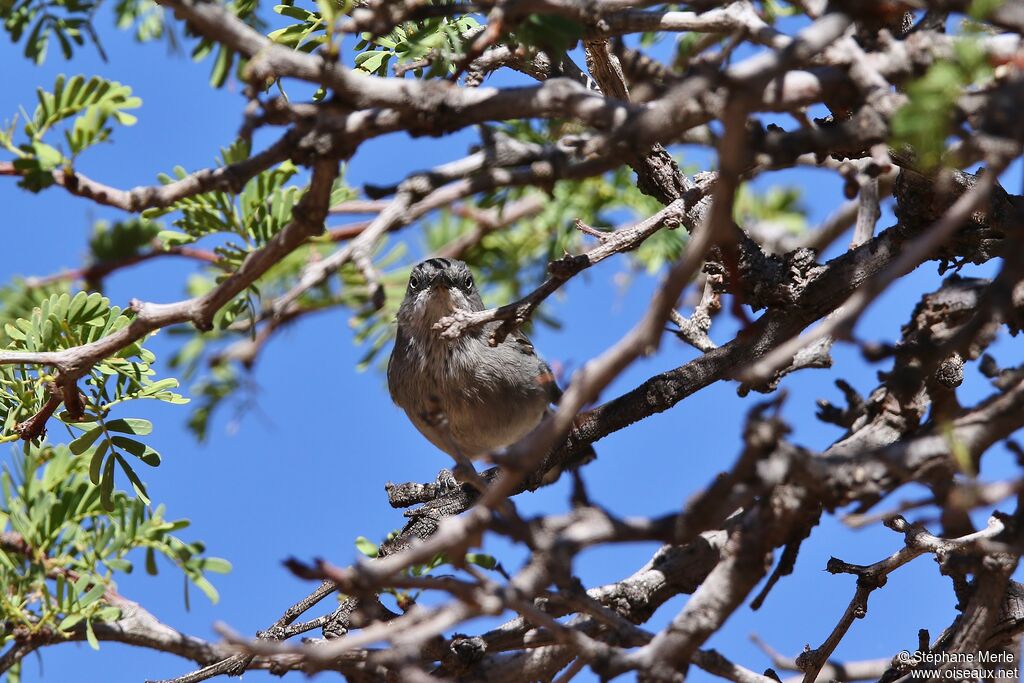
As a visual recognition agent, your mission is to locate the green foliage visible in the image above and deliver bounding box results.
[353,15,479,77]
[969,0,1006,20]
[397,550,506,594]
[1,0,97,64]
[511,14,581,53]
[268,1,332,54]
[1,0,185,64]
[354,535,378,558]
[464,552,499,571]
[0,75,141,191]
[266,0,584,79]
[23,75,139,143]
[265,0,478,79]
[146,140,300,267]
[157,280,249,442]
[342,242,409,371]
[145,138,305,333]
[186,0,264,88]
[890,37,993,170]
[68,417,161,506]
[734,184,807,235]
[0,442,229,654]
[112,0,168,43]
[150,202,355,439]
[0,279,72,329]
[0,283,218,658]
[0,292,187,502]
[761,0,800,23]
[674,32,711,67]
[359,531,505,608]
[87,218,162,265]
[137,161,357,438]
[182,363,241,442]
[143,141,355,338]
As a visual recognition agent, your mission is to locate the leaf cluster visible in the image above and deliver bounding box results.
[1,0,98,64]
[0,75,141,192]
[86,218,163,269]
[0,443,229,660]
[0,292,187,500]
[353,533,503,607]
[891,37,994,170]
[352,15,480,77]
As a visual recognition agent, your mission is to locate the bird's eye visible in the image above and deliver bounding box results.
[463,273,474,289]
[409,273,421,290]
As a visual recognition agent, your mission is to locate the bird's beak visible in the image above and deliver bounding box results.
[430,274,454,290]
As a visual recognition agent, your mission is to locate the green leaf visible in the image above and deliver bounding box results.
[516,14,582,52]
[85,619,99,650]
[114,453,149,504]
[354,49,389,75]
[890,40,992,170]
[105,558,132,572]
[944,422,976,475]
[79,581,105,607]
[465,552,498,570]
[95,606,122,622]
[58,612,84,631]
[30,140,63,168]
[970,0,1005,19]
[89,439,109,485]
[156,229,196,247]
[275,4,316,21]
[88,219,161,262]
[105,417,153,436]
[314,0,339,23]
[2,75,141,170]
[209,45,234,88]
[69,426,103,455]
[110,436,161,466]
[12,148,60,191]
[192,575,220,604]
[354,535,378,558]
[100,454,115,511]
[200,557,232,574]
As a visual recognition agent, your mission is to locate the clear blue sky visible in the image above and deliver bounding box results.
[2,10,1023,683]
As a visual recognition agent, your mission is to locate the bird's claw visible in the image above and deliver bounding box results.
[435,467,460,493]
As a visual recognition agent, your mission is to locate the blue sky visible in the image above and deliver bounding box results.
[2,9,1023,683]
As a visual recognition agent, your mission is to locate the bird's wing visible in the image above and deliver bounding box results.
[509,329,598,483]
[509,328,563,404]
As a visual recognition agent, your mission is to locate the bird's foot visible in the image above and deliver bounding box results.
[435,467,461,494]
[451,462,476,485]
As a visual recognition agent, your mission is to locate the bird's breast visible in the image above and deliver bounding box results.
[389,332,548,458]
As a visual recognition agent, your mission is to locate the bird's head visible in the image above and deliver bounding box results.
[397,258,484,328]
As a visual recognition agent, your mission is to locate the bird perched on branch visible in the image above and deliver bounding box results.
[387,257,593,482]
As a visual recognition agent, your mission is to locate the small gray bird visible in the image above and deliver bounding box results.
[387,258,588,473]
